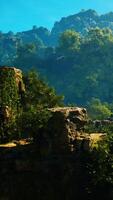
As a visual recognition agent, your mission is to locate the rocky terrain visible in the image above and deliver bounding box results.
[0,67,111,200]
[0,106,106,200]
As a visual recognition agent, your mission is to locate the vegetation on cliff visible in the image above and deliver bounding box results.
[0,69,63,142]
[18,70,63,139]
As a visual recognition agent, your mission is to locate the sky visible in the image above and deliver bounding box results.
[1,0,113,33]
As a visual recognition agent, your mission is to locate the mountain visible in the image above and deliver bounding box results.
[1,9,113,105]
[0,26,51,65]
[16,9,113,46]
[1,9,113,48]
[51,9,113,45]
[16,26,51,46]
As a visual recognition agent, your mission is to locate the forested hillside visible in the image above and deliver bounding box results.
[1,9,113,107]
[12,28,113,108]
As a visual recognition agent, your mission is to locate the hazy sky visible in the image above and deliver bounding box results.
[1,0,113,33]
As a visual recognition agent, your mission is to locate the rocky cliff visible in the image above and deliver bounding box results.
[0,67,25,140]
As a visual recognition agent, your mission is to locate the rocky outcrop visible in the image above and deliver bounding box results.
[0,66,25,93]
[0,104,108,200]
[0,67,25,139]
[37,107,106,154]
[0,133,108,200]
[37,107,90,154]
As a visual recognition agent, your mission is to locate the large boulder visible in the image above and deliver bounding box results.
[38,107,89,154]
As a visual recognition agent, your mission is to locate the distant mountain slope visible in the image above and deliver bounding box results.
[1,9,113,48]
[51,9,113,45]
[16,26,51,46]
[1,9,113,105]
[0,27,50,65]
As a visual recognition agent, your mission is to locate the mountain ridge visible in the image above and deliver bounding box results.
[1,9,113,47]
[1,9,113,106]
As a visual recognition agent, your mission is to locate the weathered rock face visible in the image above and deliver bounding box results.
[0,105,12,124]
[0,67,25,137]
[37,107,106,156]
[0,66,25,93]
[0,66,25,106]
[39,107,89,154]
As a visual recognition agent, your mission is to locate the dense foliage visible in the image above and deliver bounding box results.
[1,29,113,122]
[87,98,112,120]
[78,135,113,200]
[18,71,63,139]
[11,28,113,108]
[1,10,113,107]
[44,28,113,106]
[0,70,63,142]
[0,69,21,141]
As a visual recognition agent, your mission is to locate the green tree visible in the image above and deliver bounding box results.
[23,70,64,108]
[57,30,81,55]
[14,43,38,69]
[87,98,112,120]
[18,70,64,138]
[85,28,113,49]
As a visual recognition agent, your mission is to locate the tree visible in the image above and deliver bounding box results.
[85,28,113,48]
[57,30,81,55]
[87,98,112,120]
[13,43,37,69]
[23,70,64,108]
[18,70,64,138]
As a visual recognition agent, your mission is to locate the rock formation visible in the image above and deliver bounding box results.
[0,67,25,138]
[37,107,106,154]
[37,107,90,154]
[0,66,25,93]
